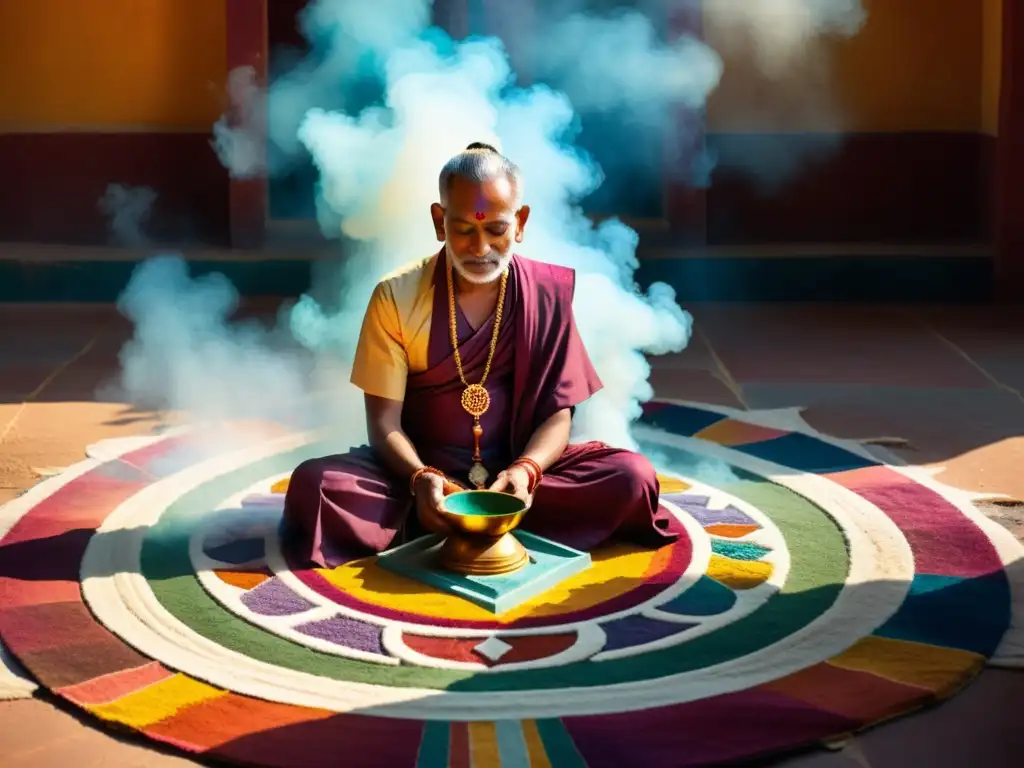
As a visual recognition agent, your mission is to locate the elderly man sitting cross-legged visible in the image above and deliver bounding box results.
[282,142,677,567]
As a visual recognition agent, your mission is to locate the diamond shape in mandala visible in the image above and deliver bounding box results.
[473,636,513,662]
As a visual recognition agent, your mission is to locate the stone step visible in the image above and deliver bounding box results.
[0,240,993,303]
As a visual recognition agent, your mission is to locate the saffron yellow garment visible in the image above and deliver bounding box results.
[350,254,439,401]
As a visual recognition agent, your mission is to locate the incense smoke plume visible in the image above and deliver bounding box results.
[704,0,865,77]
[99,184,157,247]
[117,0,866,460]
[702,0,867,185]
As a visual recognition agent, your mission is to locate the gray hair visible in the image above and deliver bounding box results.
[438,142,523,207]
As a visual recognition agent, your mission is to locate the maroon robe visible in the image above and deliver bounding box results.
[283,251,677,567]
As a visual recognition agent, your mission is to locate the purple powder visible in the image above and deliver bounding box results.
[295,614,386,655]
[241,577,315,616]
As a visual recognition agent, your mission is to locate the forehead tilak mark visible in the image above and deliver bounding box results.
[473,188,489,220]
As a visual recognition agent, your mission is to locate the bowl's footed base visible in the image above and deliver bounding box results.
[438,531,530,575]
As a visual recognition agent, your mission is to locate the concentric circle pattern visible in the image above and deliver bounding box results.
[1,402,1021,767]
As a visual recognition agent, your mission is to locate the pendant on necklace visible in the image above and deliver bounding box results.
[469,462,489,489]
[461,384,490,418]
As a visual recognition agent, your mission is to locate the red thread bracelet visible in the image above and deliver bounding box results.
[409,466,444,496]
[511,457,543,494]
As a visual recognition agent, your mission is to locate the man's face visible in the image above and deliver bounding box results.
[431,175,531,285]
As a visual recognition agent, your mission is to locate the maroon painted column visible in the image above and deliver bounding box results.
[225,0,268,250]
[995,0,1024,301]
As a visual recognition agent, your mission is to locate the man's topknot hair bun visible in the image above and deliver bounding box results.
[439,142,522,205]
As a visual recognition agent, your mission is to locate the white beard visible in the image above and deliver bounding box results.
[447,243,513,285]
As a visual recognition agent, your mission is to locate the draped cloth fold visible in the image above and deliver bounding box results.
[283,251,676,567]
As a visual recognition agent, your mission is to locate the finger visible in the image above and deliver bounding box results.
[488,472,510,492]
[419,498,449,530]
[512,472,531,497]
[427,478,444,504]
[430,506,451,532]
[507,476,523,498]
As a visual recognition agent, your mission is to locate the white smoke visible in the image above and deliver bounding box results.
[113,255,366,455]
[702,0,868,184]
[705,0,866,78]
[287,27,705,450]
[98,184,157,247]
[118,0,866,453]
[211,66,267,179]
[527,11,723,122]
[212,0,431,179]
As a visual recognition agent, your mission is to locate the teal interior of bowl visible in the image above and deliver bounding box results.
[443,490,526,517]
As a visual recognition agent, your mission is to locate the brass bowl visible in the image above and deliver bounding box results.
[438,490,528,534]
[436,490,529,575]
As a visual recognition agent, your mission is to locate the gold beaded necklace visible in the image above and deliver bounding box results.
[446,258,509,489]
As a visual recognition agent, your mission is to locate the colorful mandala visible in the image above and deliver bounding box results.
[0,401,1022,767]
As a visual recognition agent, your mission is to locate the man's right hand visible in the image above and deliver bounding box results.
[413,471,453,534]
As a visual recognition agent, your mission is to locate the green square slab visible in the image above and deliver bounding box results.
[376,531,593,615]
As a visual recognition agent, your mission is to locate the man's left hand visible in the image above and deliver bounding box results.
[488,465,533,507]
